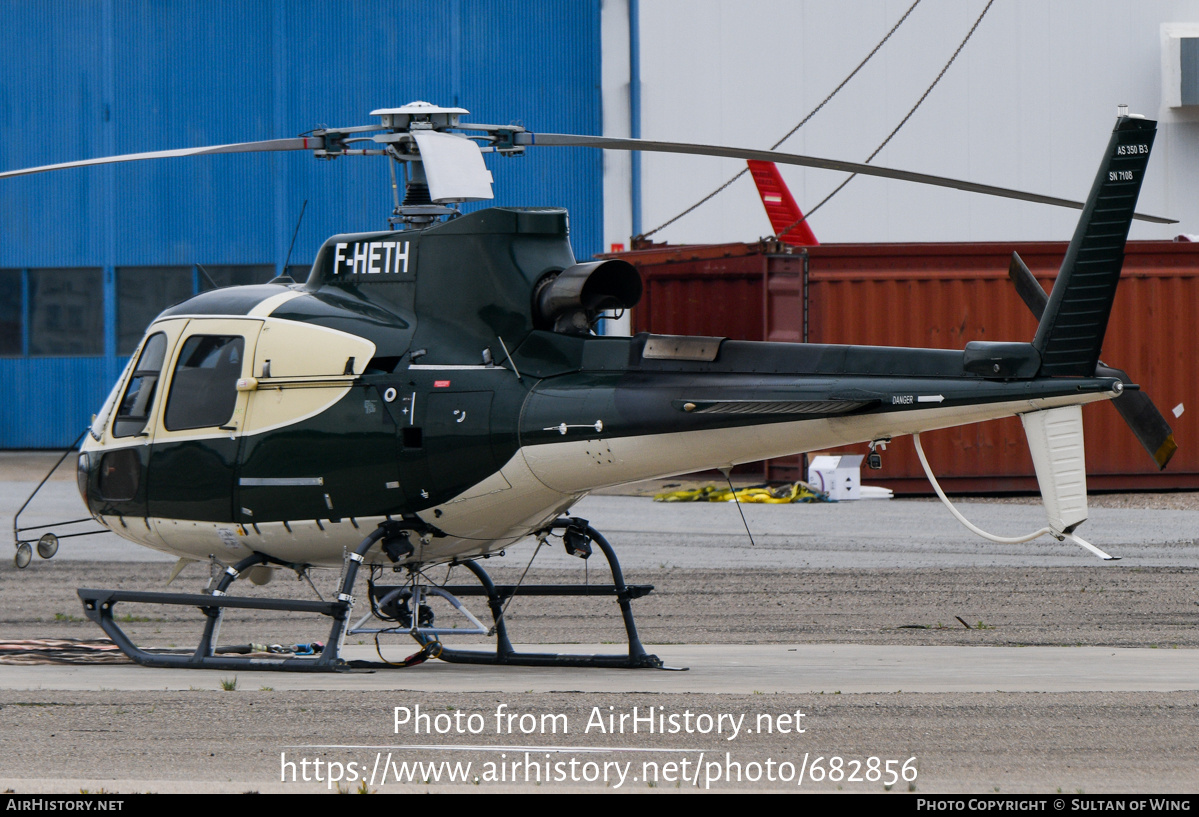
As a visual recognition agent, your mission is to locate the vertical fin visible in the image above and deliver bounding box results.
[1010,249,1177,469]
[1033,116,1156,376]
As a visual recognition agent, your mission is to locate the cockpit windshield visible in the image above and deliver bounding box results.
[112,333,168,438]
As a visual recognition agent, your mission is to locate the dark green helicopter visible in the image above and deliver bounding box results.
[1,103,1178,670]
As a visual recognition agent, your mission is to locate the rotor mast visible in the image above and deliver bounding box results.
[370,102,472,227]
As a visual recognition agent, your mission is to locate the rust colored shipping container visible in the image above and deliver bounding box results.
[617,240,1198,494]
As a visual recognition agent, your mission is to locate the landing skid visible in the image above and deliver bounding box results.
[357,519,665,669]
[78,546,363,672]
[77,518,666,671]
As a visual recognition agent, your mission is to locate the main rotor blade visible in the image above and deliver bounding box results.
[0,137,324,180]
[1008,252,1178,469]
[528,133,1177,224]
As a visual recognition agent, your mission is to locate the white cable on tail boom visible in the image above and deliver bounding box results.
[913,432,1053,544]
[913,404,1118,560]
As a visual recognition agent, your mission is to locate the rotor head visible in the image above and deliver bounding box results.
[370,102,471,132]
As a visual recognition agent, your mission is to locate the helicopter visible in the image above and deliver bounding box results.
[0,102,1178,671]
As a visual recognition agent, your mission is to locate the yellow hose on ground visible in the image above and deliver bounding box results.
[653,481,832,504]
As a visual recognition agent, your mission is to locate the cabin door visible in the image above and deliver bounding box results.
[145,318,262,527]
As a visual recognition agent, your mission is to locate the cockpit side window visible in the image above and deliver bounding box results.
[112,333,168,438]
[164,335,245,431]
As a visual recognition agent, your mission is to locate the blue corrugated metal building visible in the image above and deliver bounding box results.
[0,0,604,447]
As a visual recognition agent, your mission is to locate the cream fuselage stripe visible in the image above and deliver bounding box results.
[248,289,306,317]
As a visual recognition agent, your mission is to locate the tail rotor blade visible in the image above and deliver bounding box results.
[1095,364,1179,470]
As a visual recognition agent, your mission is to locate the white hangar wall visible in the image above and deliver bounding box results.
[602,0,1199,249]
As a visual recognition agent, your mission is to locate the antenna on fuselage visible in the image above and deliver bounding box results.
[195,263,219,291]
[281,199,308,275]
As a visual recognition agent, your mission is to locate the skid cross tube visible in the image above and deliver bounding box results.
[402,518,663,668]
[76,522,398,672]
[352,584,492,636]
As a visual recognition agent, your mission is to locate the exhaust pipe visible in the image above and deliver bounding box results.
[533,260,642,335]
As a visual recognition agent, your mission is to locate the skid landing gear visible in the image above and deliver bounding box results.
[77,539,375,671]
[356,518,665,669]
[77,518,667,671]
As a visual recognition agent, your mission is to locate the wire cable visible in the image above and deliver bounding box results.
[486,531,548,636]
[775,0,996,240]
[721,468,757,547]
[641,0,922,239]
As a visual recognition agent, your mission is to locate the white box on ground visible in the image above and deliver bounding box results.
[807,454,863,501]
